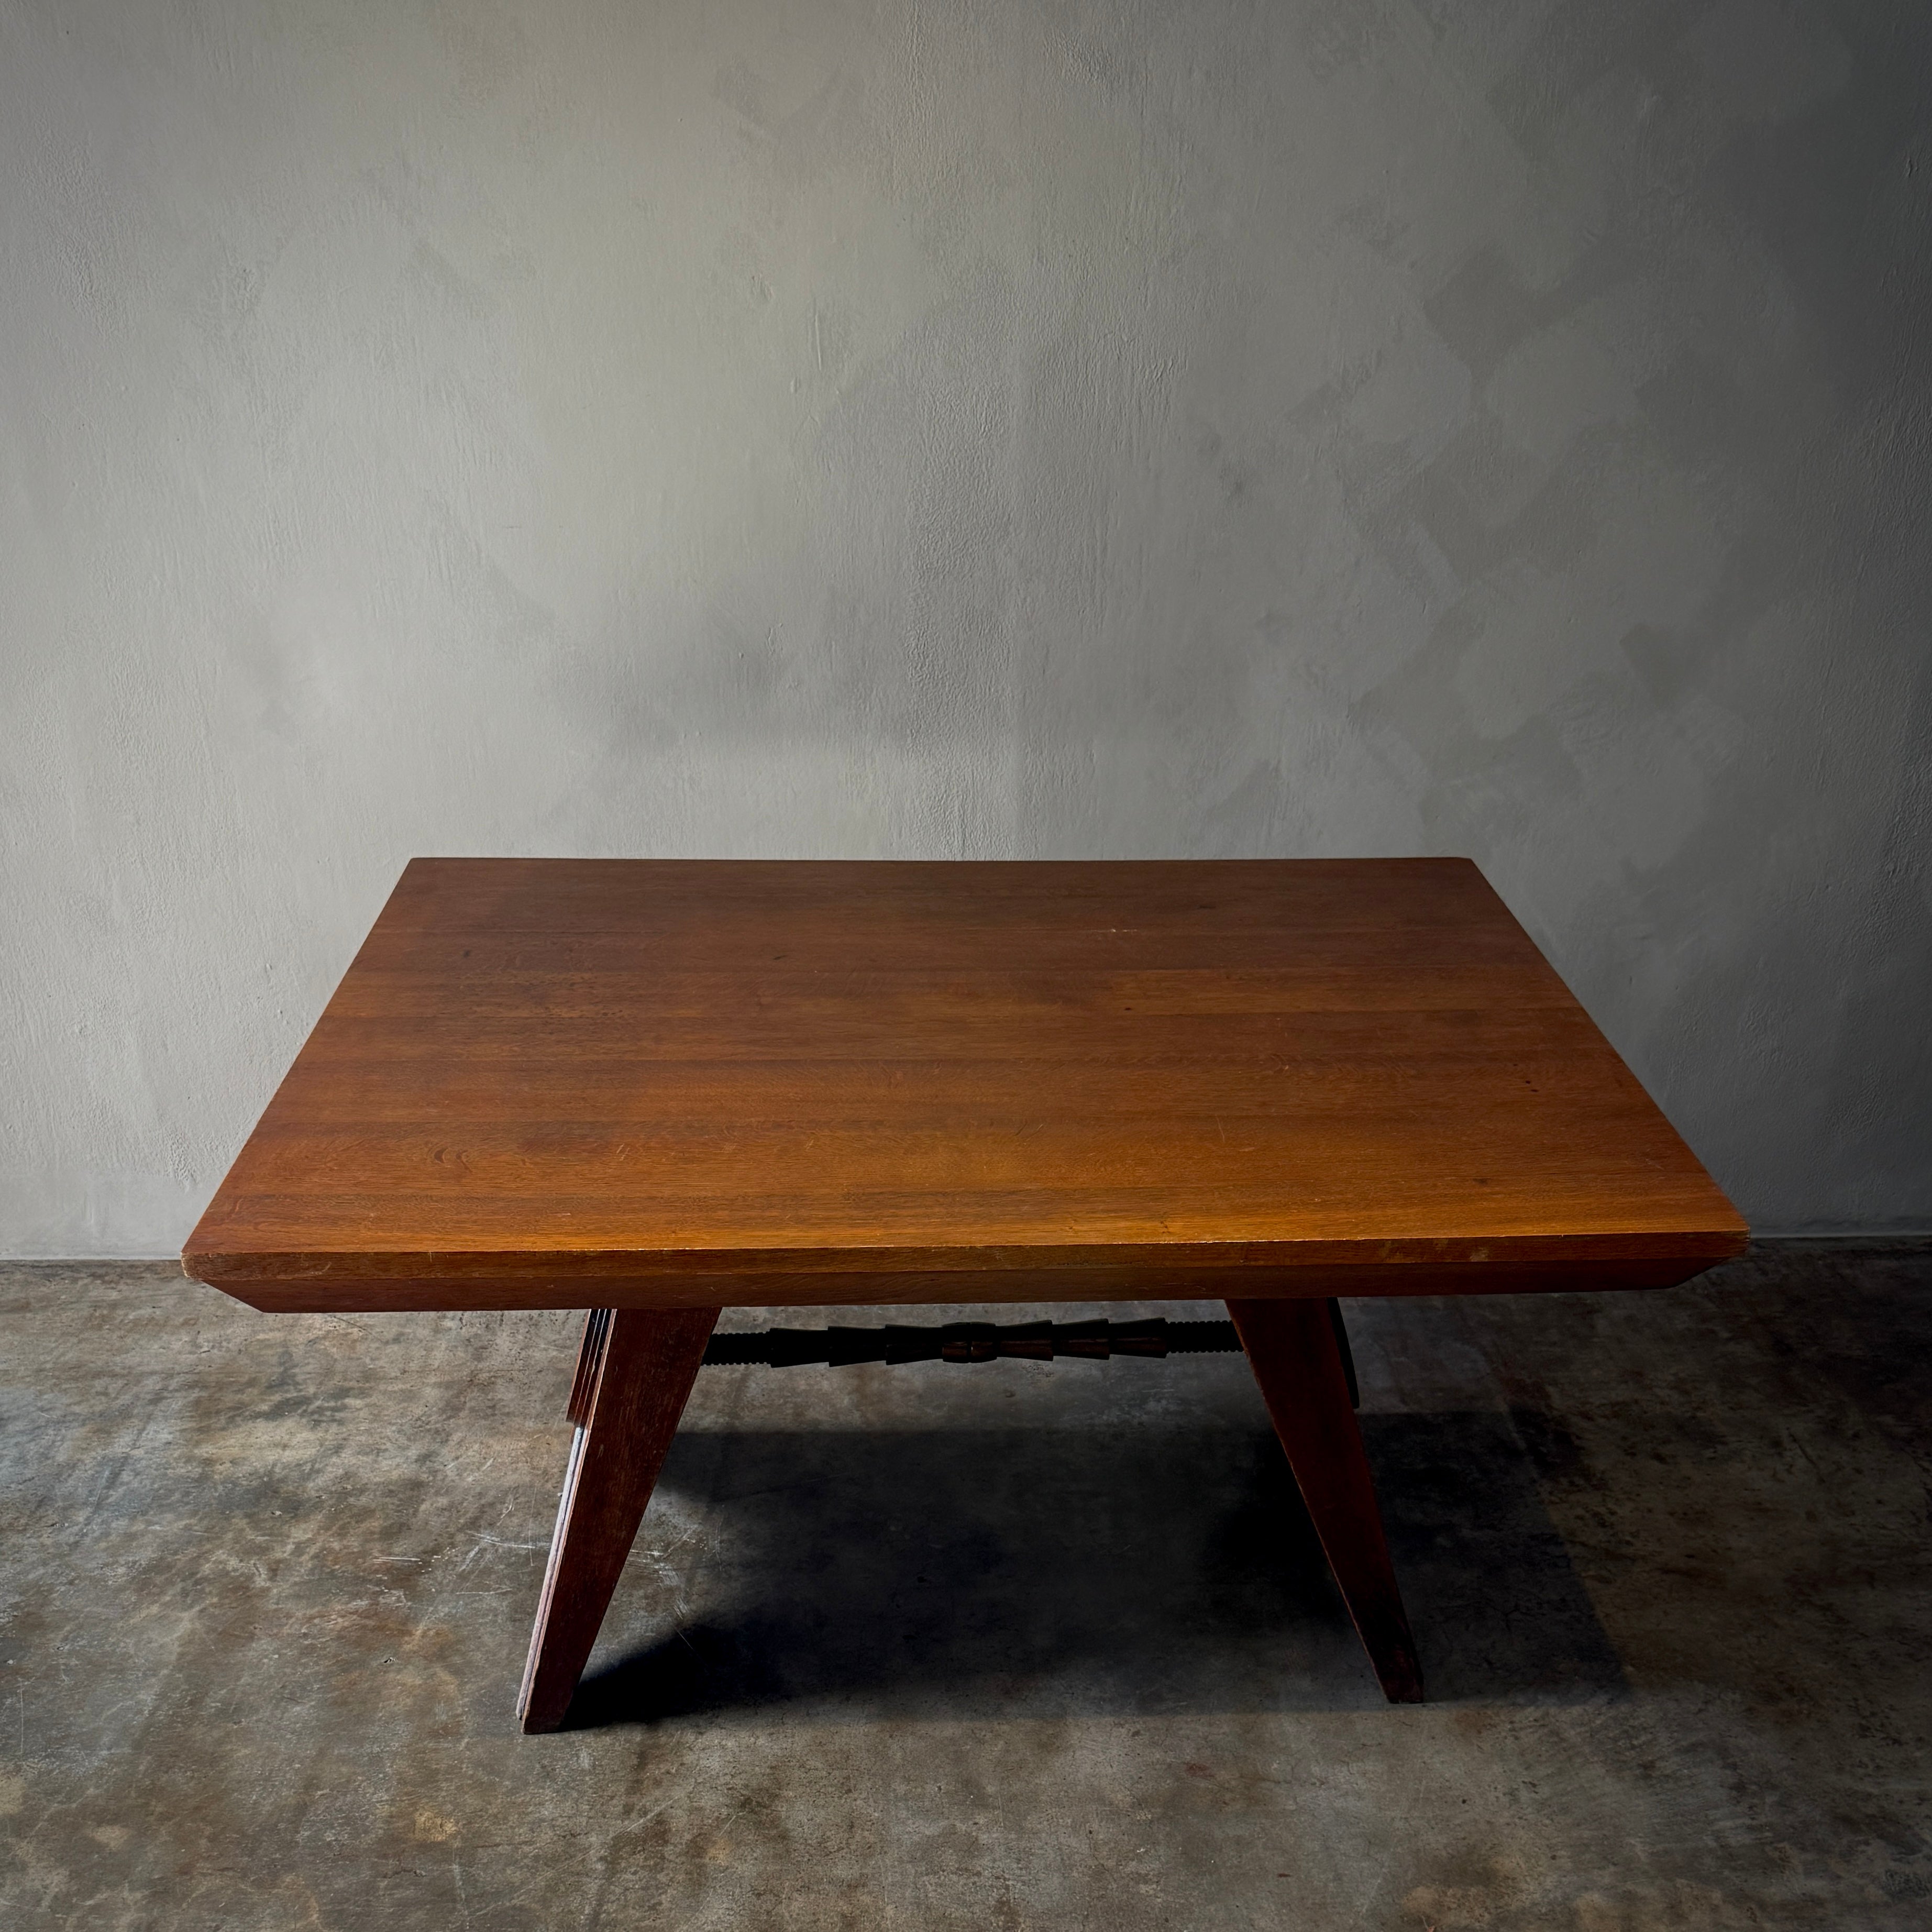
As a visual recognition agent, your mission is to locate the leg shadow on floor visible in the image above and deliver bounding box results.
[562,1414,1626,1729]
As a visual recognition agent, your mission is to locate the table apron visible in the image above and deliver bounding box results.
[200,1255,1720,1314]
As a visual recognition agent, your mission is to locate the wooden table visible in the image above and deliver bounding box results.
[183,858,1746,1730]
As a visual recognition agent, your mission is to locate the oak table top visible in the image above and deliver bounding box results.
[184,857,1745,1311]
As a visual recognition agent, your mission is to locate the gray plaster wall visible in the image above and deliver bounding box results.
[3,0,1927,1254]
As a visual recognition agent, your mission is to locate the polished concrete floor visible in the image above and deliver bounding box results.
[1,1243,1927,1928]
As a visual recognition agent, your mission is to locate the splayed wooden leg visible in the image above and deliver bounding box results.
[516,1306,719,1732]
[1227,1296,1423,1704]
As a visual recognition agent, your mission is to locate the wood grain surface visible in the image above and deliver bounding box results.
[1229,1296,1423,1703]
[183,858,1746,1311]
[515,1305,717,1732]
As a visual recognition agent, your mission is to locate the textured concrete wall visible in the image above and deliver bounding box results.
[3,0,1927,1252]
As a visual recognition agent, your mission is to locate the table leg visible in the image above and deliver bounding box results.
[516,1305,719,1732]
[1226,1297,1425,1704]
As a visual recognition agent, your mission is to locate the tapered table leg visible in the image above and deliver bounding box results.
[516,1305,719,1732]
[1227,1297,1424,1704]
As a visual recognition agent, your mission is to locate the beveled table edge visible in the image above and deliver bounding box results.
[183,1227,1749,1313]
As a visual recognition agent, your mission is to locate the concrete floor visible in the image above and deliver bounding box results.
[1,1245,1927,1929]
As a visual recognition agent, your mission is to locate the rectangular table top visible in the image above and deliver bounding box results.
[183,858,1746,1311]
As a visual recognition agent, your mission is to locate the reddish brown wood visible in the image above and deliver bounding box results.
[177,859,1748,1720]
[183,858,1746,1310]
[200,1255,1725,1317]
[564,1308,612,1426]
[516,1306,717,1734]
[1228,1296,1424,1704]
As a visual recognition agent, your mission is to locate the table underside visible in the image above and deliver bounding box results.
[198,1252,1723,1313]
